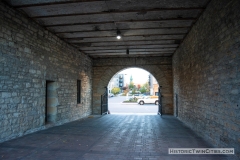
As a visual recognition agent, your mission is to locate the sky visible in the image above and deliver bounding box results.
[118,68,150,85]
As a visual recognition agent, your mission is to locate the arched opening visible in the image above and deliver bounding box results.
[107,67,160,115]
[92,57,173,115]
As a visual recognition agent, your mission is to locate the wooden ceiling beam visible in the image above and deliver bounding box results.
[87,52,174,55]
[31,8,204,18]
[67,40,181,44]
[63,33,186,39]
[44,18,196,27]
[65,35,185,42]
[78,47,177,51]
[74,43,179,47]
[13,0,109,8]
[85,51,175,54]
[67,39,182,43]
[55,26,190,34]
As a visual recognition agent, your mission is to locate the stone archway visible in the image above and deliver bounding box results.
[92,57,173,115]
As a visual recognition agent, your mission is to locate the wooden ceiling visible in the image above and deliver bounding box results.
[5,0,210,58]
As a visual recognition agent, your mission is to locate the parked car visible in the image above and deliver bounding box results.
[137,96,159,105]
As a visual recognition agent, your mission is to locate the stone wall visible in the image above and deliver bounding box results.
[173,0,240,159]
[0,1,92,142]
[92,57,173,115]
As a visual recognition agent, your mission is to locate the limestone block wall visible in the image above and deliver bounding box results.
[0,1,92,142]
[92,57,173,115]
[173,0,240,158]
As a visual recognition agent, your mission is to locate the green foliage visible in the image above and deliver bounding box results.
[129,97,137,102]
[132,88,136,94]
[128,81,148,94]
[143,82,150,92]
[140,82,150,93]
[123,97,138,103]
[111,87,120,95]
[128,82,135,90]
[140,87,147,93]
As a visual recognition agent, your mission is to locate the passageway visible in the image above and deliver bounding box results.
[0,0,239,159]
[0,115,231,160]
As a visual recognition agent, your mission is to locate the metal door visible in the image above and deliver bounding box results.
[158,87,162,115]
[101,87,108,115]
[176,94,178,117]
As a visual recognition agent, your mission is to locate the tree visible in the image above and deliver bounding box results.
[143,82,150,92]
[137,84,141,90]
[128,81,134,90]
[111,87,120,95]
[140,87,147,93]
[132,88,136,94]
[139,82,150,94]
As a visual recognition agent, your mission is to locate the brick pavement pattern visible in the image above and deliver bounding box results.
[0,115,232,160]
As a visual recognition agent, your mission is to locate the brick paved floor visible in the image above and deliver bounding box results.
[0,115,233,160]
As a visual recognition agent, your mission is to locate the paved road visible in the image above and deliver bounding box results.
[108,95,158,115]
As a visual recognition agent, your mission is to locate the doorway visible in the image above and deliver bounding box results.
[45,81,58,123]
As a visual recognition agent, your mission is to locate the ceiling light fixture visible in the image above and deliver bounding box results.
[116,30,121,39]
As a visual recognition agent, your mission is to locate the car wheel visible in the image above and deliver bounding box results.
[139,101,144,105]
[155,100,159,105]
